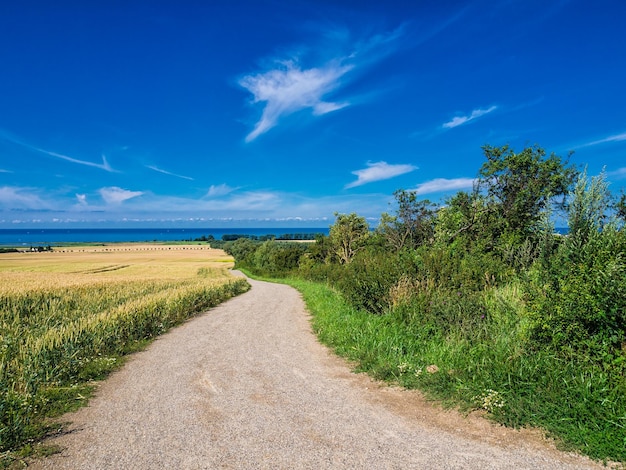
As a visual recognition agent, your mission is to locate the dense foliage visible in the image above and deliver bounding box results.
[227,145,626,462]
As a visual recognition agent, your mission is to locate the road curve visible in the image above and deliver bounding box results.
[30,275,601,469]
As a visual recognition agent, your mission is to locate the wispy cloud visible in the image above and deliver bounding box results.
[442,106,497,129]
[240,60,352,142]
[0,186,51,210]
[219,191,282,210]
[0,131,116,172]
[607,167,626,180]
[44,150,114,172]
[576,132,626,148]
[182,190,391,220]
[239,27,404,142]
[0,185,397,226]
[345,161,417,189]
[412,177,475,195]
[0,169,12,173]
[146,165,194,181]
[205,184,237,197]
[99,187,143,205]
[511,96,544,111]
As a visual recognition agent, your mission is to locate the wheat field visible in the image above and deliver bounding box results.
[0,244,249,451]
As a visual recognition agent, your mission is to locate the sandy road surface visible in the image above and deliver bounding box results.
[30,275,602,469]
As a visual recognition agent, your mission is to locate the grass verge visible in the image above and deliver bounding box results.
[262,274,625,465]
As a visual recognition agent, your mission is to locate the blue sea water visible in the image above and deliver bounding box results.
[0,227,568,247]
[0,228,329,246]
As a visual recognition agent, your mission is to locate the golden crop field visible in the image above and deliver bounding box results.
[0,243,233,277]
[0,244,249,451]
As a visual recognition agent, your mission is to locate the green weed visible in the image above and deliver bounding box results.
[281,278,626,463]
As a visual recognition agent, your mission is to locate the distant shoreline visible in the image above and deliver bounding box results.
[0,227,329,246]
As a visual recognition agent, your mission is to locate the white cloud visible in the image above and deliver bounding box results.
[51,151,114,172]
[206,184,237,197]
[4,135,117,173]
[101,189,283,214]
[146,165,194,181]
[2,132,116,172]
[99,187,144,205]
[0,185,400,227]
[220,191,282,210]
[412,177,475,195]
[0,186,50,209]
[76,194,87,206]
[0,169,12,173]
[607,167,626,180]
[239,27,405,142]
[240,60,352,142]
[577,132,626,148]
[345,161,417,189]
[442,106,497,129]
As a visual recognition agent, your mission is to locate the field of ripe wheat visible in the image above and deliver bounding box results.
[0,244,249,453]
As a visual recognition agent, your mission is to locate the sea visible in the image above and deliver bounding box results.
[0,226,569,247]
[0,228,329,247]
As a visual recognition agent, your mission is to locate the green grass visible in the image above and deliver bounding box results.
[0,336,158,469]
[273,276,626,465]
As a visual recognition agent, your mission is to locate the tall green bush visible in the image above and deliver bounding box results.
[527,225,626,357]
[335,248,410,314]
[526,170,626,360]
[252,240,308,276]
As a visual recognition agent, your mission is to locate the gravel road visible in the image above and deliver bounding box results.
[30,274,603,469]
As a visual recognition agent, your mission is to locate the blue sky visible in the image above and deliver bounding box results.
[1,1,625,228]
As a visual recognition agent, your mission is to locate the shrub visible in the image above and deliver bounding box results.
[223,238,259,267]
[391,282,490,341]
[336,248,415,314]
[415,243,513,291]
[526,170,626,361]
[526,225,626,359]
[246,240,308,277]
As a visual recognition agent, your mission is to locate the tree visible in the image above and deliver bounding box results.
[252,240,307,274]
[306,234,336,264]
[223,237,258,265]
[567,168,611,243]
[377,189,437,252]
[477,144,577,240]
[329,212,369,264]
[616,192,626,223]
[435,189,492,246]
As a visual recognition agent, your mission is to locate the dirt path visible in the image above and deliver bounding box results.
[30,275,602,469]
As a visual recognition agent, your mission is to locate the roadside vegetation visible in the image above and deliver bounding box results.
[227,144,626,464]
[0,245,249,462]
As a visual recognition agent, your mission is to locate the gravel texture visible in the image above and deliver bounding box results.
[29,274,603,469]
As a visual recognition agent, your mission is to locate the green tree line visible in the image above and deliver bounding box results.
[194,233,322,244]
